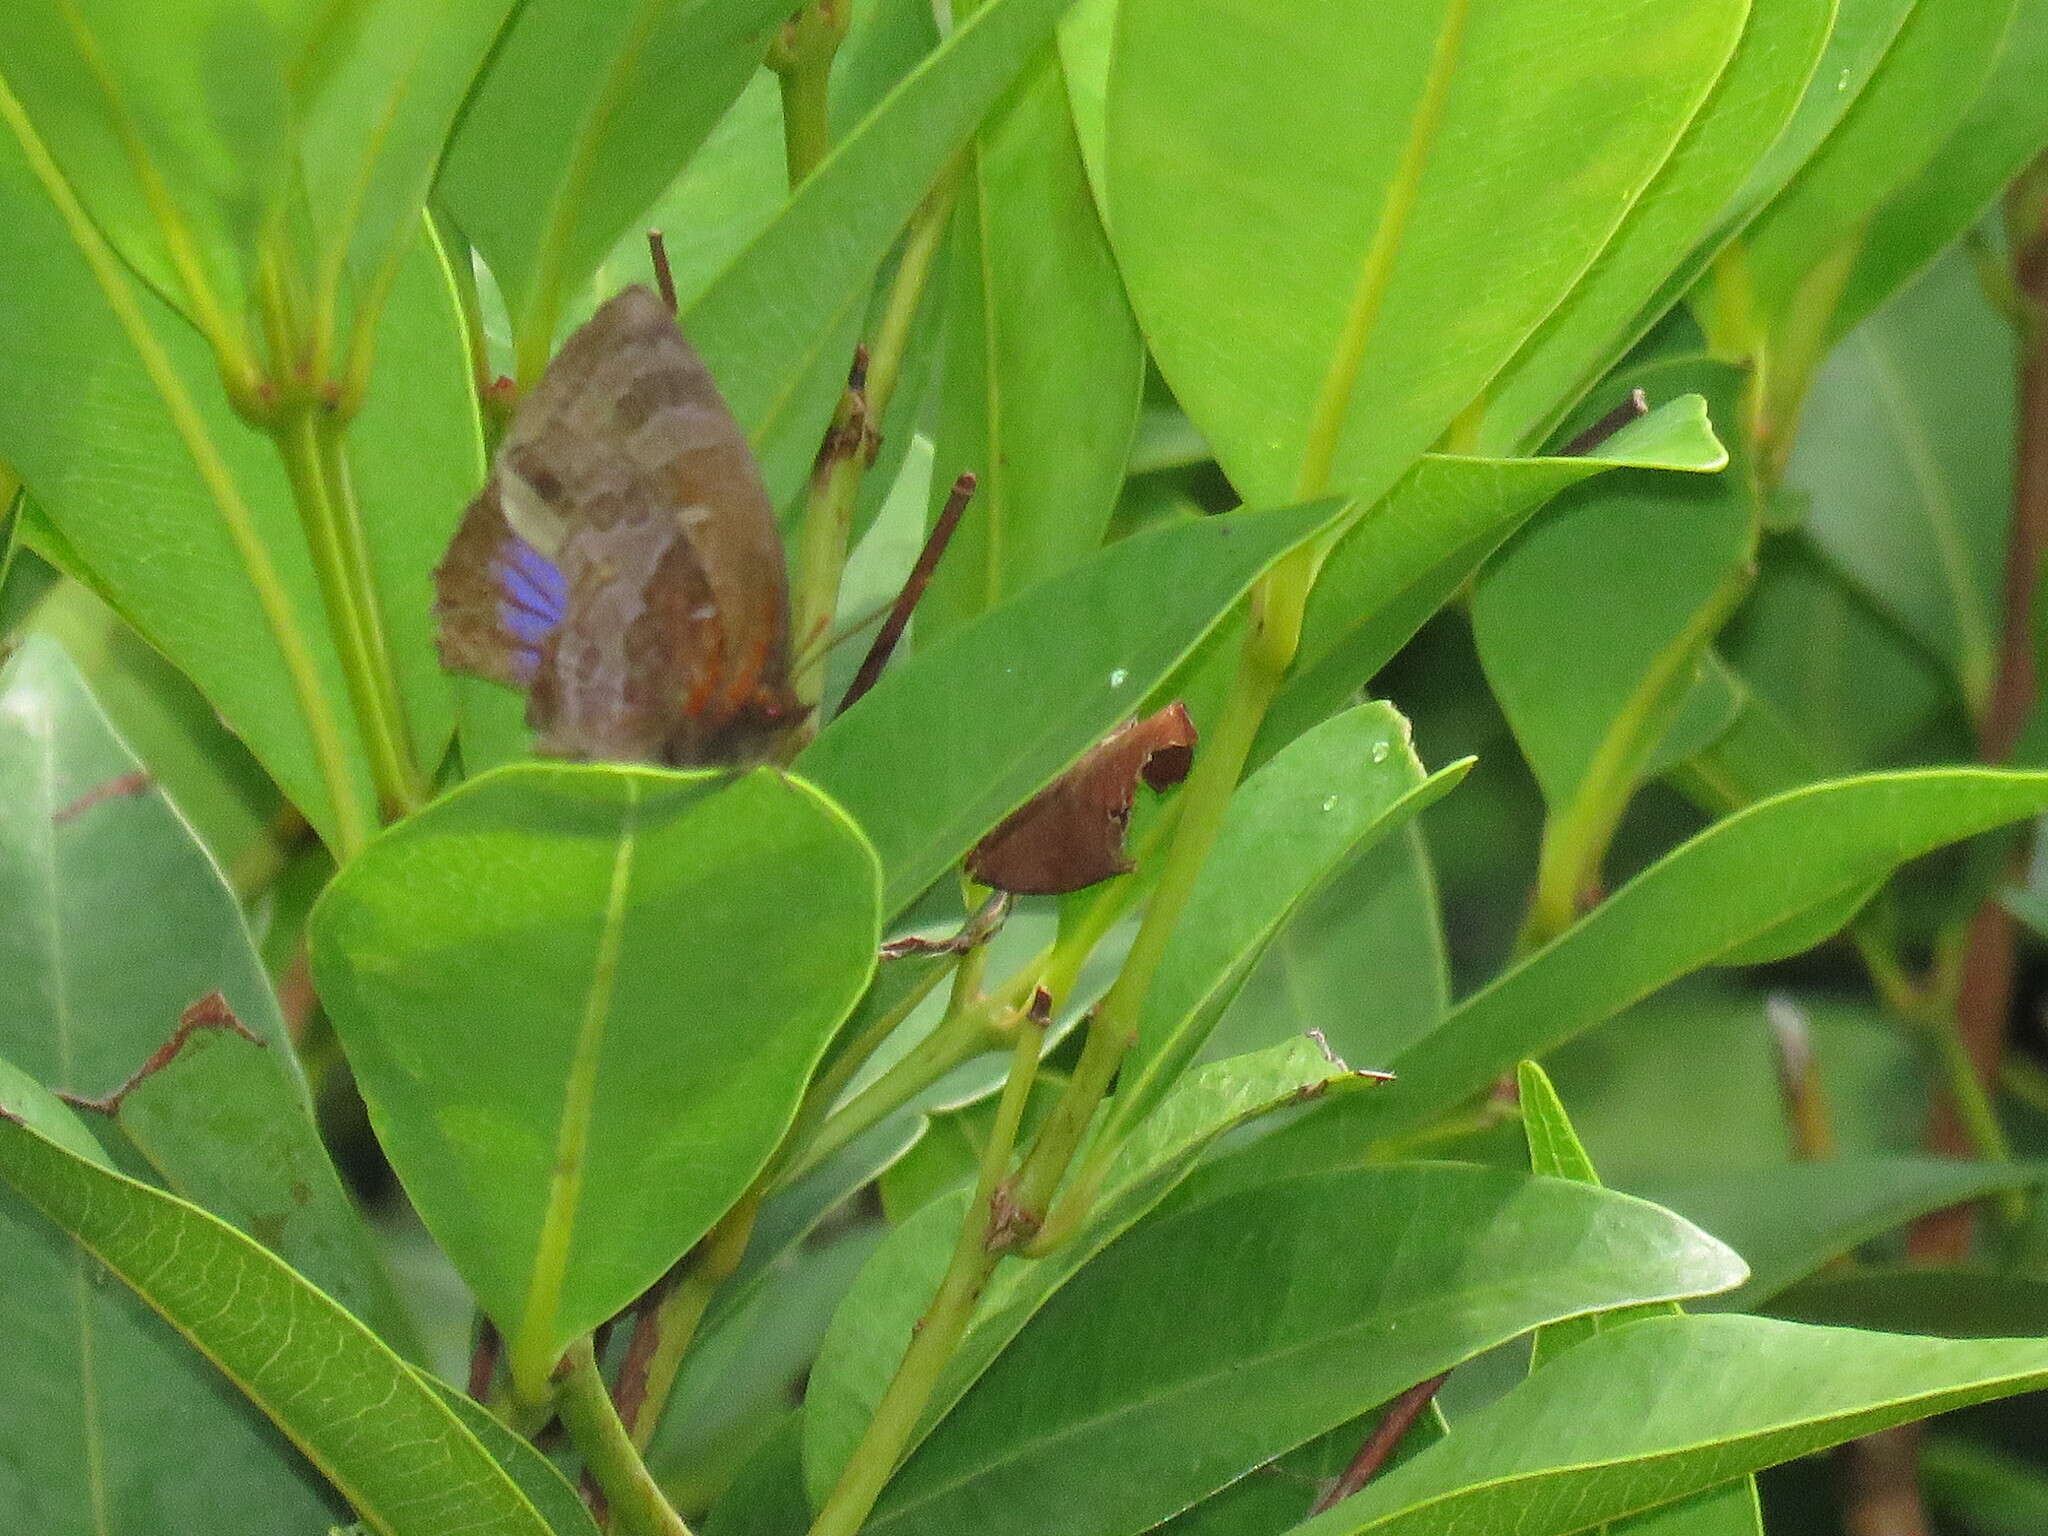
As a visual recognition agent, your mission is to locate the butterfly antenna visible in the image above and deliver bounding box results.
[647,229,679,314]
[837,470,977,715]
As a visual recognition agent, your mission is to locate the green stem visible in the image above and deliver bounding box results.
[1029,548,1313,1238]
[555,1337,694,1536]
[779,967,1013,1187]
[789,171,959,712]
[272,409,421,819]
[806,1014,1044,1536]
[624,1188,764,1450]
[767,0,850,189]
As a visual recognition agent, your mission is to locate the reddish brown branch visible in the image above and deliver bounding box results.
[837,470,977,714]
[52,769,152,825]
[1307,1371,1450,1515]
[57,992,264,1116]
[1556,388,1649,458]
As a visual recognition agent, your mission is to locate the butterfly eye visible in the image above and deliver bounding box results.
[493,536,569,682]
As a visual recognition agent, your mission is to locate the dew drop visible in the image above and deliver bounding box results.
[1836,67,1849,90]
[1370,740,1391,763]
[1321,795,1339,812]
[1109,668,1129,688]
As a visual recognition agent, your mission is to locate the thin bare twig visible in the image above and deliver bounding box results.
[1308,1372,1451,1515]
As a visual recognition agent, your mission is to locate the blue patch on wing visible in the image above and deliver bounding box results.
[494,535,567,683]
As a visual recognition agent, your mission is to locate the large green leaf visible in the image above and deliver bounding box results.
[0,1064,559,1536]
[1770,1266,2048,1338]
[860,1165,1743,1536]
[1112,703,1469,1134]
[1740,0,2013,329]
[684,0,1087,505]
[1106,0,1744,506]
[1255,396,1727,764]
[1263,768,2048,1164]
[800,495,1345,918]
[438,0,793,378]
[919,42,1142,641]
[0,635,409,1339]
[804,1036,1384,1503]
[1297,1313,2048,1536]
[1475,0,1832,452]
[310,763,881,1399]
[1833,0,2048,335]
[1784,245,2014,716]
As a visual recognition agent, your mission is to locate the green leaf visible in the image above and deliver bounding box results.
[432,1382,605,1536]
[1740,0,2013,329]
[1475,0,1833,452]
[1106,0,1745,505]
[310,763,881,1400]
[1770,1266,2048,1338]
[1784,245,2015,716]
[1113,702,1470,1133]
[0,635,410,1340]
[1207,824,1448,1069]
[1923,1436,2048,1536]
[1473,360,1755,929]
[684,0,1086,504]
[0,112,375,847]
[800,495,1346,919]
[1297,1313,2048,1536]
[804,1035,1384,1503]
[438,0,793,378]
[25,575,280,874]
[292,0,518,355]
[0,1065,560,1536]
[1834,0,2048,334]
[0,1,306,346]
[919,42,1143,641]
[1643,1158,2045,1312]
[860,1165,1744,1536]
[1256,396,1727,764]
[1265,768,2048,1163]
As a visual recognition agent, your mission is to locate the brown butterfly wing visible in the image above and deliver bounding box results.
[492,286,798,765]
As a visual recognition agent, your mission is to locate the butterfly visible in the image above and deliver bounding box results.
[433,285,801,766]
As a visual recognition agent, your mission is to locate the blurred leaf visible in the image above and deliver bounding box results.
[1257,396,1726,764]
[704,1417,811,1536]
[1644,1159,2045,1312]
[805,1035,1382,1503]
[310,763,880,1399]
[439,0,792,377]
[685,0,1085,505]
[858,1165,1743,1536]
[1296,1314,2048,1536]
[1476,0,1832,452]
[919,43,1142,641]
[1115,703,1468,1132]
[1261,768,2048,1165]
[1741,0,2013,330]
[1771,1265,2048,1337]
[0,636,409,1338]
[1923,1436,2048,1536]
[1834,0,2048,334]
[801,496,1345,919]
[1721,540,1955,775]
[0,1063,559,1536]
[1785,245,2016,717]
[1107,0,1744,505]
[1207,823,1448,1069]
